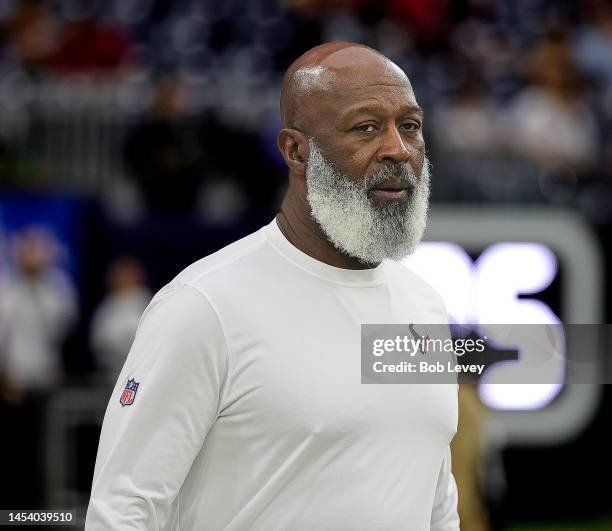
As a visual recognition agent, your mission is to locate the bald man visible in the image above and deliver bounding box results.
[86,43,459,531]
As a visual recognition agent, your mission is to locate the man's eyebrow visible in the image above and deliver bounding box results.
[340,104,424,121]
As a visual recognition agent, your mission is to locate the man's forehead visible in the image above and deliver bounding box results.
[309,48,411,88]
[322,46,408,81]
[309,48,413,103]
[281,43,416,129]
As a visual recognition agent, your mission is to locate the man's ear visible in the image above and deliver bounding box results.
[277,128,309,177]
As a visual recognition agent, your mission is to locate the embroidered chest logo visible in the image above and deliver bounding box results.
[120,378,140,407]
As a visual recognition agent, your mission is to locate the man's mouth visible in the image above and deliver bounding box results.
[369,189,409,202]
[368,176,412,201]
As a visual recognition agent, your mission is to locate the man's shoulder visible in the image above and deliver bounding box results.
[137,226,271,328]
[166,223,273,294]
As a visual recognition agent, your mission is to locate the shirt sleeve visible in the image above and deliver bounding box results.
[85,284,229,530]
[430,445,460,531]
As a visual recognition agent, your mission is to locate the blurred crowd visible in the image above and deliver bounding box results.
[0,228,150,393]
[0,0,611,524]
[0,0,609,221]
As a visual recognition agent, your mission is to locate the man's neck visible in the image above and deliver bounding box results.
[276,193,378,271]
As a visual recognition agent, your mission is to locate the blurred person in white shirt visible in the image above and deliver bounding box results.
[0,226,77,403]
[90,256,151,384]
[504,27,598,171]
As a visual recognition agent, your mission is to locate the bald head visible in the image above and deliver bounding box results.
[280,42,410,130]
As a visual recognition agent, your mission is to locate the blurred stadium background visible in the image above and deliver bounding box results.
[0,0,610,529]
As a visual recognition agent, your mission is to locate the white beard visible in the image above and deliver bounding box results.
[305,138,431,264]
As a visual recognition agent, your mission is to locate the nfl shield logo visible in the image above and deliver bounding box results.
[120,378,140,407]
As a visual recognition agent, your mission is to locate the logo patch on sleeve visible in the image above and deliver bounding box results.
[120,378,140,407]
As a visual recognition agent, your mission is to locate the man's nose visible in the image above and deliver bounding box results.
[376,125,411,164]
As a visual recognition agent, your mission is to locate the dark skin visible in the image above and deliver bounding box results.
[276,42,426,269]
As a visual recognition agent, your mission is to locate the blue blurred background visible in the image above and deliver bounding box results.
[0,0,610,529]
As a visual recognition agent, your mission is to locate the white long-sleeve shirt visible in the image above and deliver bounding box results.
[86,218,459,530]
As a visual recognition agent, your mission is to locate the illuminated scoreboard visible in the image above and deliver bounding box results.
[402,207,605,446]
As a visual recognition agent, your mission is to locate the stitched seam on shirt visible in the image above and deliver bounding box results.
[183,283,232,423]
[176,490,181,531]
[132,287,176,337]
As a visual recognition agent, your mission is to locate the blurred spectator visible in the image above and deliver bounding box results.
[5,0,58,77]
[45,0,135,77]
[197,111,284,223]
[430,75,544,203]
[573,0,612,87]
[0,226,77,402]
[124,74,205,217]
[450,20,520,100]
[388,0,454,53]
[90,256,150,383]
[0,226,76,507]
[504,28,598,172]
[432,79,501,155]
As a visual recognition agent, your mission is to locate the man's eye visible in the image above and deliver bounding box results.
[400,122,421,131]
[356,124,377,133]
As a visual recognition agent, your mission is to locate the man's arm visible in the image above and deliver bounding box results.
[86,285,229,530]
[430,445,460,531]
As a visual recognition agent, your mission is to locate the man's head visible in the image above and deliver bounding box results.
[278,42,430,264]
